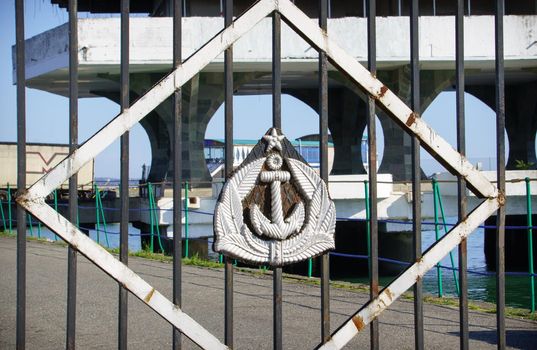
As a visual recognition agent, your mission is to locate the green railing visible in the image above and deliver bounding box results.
[1,178,535,311]
[432,179,460,297]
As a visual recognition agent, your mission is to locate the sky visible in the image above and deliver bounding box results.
[0,0,509,179]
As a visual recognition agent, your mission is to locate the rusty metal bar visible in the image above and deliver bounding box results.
[318,0,330,344]
[456,1,469,349]
[366,0,379,348]
[272,11,282,130]
[410,1,424,349]
[224,0,234,347]
[495,0,506,348]
[118,1,130,348]
[273,267,283,350]
[319,198,500,349]
[172,0,183,348]
[272,7,283,350]
[66,1,79,348]
[15,0,26,348]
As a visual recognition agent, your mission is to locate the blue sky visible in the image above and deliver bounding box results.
[0,1,504,179]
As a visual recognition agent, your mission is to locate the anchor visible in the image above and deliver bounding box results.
[250,152,305,264]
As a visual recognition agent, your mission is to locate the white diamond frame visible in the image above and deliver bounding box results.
[16,1,501,349]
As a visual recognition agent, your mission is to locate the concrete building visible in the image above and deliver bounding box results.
[17,0,537,186]
[12,0,537,272]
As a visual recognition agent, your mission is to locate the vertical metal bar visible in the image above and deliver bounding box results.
[319,0,330,344]
[410,0,424,349]
[526,177,535,313]
[66,1,78,348]
[366,0,379,348]
[15,0,26,348]
[172,0,183,347]
[273,267,283,350]
[184,181,189,258]
[224,0,234,347]
[119,0,130,349]
[456,1,469,348]
[272,8,283,350]
[272,11,282,130]
[495,0,506,348]
[467,0,471,16]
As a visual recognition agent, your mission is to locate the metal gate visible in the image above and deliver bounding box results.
[13,0,508,349]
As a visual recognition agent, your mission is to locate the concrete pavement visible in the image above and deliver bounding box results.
[1,236,535,349]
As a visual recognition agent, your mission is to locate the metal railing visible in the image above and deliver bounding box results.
[11,0,517,349]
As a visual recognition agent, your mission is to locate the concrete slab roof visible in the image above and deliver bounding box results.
[13,15,537,97]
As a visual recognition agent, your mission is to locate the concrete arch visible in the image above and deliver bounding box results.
[467,82,537,170]
[285,84,367,176]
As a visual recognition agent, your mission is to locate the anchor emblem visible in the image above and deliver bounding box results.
[250,153,305,241]
[213,128,336,266]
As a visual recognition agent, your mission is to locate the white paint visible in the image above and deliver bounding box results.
[328,174,393,199]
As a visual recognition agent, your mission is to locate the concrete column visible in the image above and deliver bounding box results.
[286,85,368,175]
[98,72,260,187]
[376,68,454,180]
[468,81,537,170]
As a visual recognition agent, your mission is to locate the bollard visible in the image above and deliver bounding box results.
[184,181,189,258]
[526,177,535,313]
[308,258,313,278]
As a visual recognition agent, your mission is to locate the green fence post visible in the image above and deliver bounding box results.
[98,192,110,247]
[364,180,371,278]
[53,189,59,241]
[435,181,460,296]
[7,183,12,234]
[432,179,443,297]
[184,181,189,258]
[0,198,7,232]
[526,177,535,313]
[307,258,313,278]
[37,219,41,239]
[95,184,101,244]
[27,214,33,237]
[148,182,155,253]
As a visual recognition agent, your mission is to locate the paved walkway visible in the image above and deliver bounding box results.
[1,236,535,349]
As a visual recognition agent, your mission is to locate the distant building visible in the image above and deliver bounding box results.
[204,136,337,178]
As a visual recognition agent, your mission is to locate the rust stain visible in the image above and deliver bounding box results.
[497,192,506,206]
[416,256,424,264]
[406,112,418,127]
[385,288,393,302]
[416,275,422,282]
[379,85,388,99]
[144,288,156,303]
[351,315,365,331]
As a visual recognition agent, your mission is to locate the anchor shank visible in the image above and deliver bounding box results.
[270,181,284,226]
